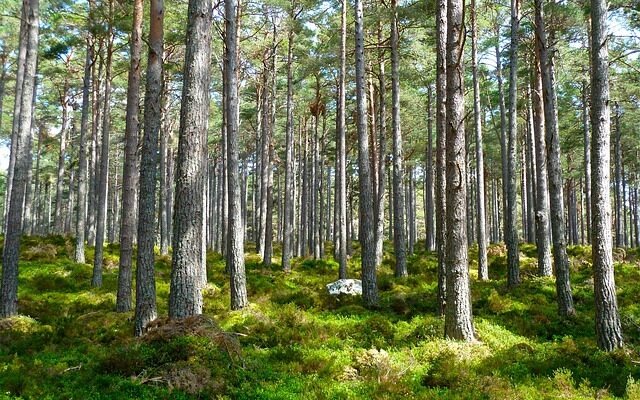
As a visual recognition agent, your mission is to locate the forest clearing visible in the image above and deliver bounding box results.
[1,0,640,398]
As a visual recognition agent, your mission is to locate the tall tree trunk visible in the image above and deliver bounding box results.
[531,55,553,277]
[159,78,170,255]
[445,0,475,341]
[582,81,591,244]
[3,3,28,233]
[54,80,70,233]
[614,102,623,247]
[225,0,248,310]
[134,0,162,335]
[471,0,488,281]
[495,23,508,243]
[505,0,520,287]
[1,0,38,317]
[535,0,575,316]
[391,0,407,278]
[355,0,378,307]
[435,0,447,316]
[281,5,297,273]
[92,3,114,288]
[75,36,93,263]
[169,0,212,318]
[337,0,348,279]
[425,85,434,252]
[117,0,143,313]
[590,0,623,350]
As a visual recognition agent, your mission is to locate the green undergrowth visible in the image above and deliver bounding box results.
[1,237,640,399]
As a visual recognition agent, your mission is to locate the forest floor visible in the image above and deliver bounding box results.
[1,237,640,399]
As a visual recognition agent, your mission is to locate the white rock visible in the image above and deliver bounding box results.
[326,279,362,296]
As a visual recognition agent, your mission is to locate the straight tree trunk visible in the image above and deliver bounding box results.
[75,36,92,263]
[435,0,447,316]
[134,0,163,335]
[225,0,248,310]
[495,23,508,243]
[505,0,520,288]
[281,5,297,273]
[169,0,213,318]
[425,85,434,251]
[355,0,378,307]
[391,0,407,278]
[614,102,623,247]
[445,0,475,341]
[117,0,143,313]
[337,0,348,279]
[92,4,114,288]
[54,81,70,233]
[535,0,575,316]
[471,0,488,281]
[590,0,623,350]
[582,81,591,244]
[531,56,553,277]
[1,0,38,317]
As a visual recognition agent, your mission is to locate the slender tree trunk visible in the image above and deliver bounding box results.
[117,0,143,312]
[74,36,93,263]
[445,0,475,341]
[435,0,447,316]
[225,0,248,310]
[590,0,623,350]
[355,0,378,307]
[337,0,348,279]
[391,0,407,278]
[92,4,114,288]
[535,0,575,316]
[531,55,553,277]
[614,102,623,247]
[495,24,507,244]
[425,85,434,252]
[1,0,38,317]
[471,0,488,281]
[582,81,591,244]
[505,0,520,287]
[169,0,213,318]
[134,0,162,335]
[54,81,70,233]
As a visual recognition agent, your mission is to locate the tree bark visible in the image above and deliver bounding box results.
[435,0,447,316]
[444,0,475,341]
[169,0,212,318]
[336,0,348,279]
[590,0,623,351]
[1,0,38,317]
[225,0,248,310]
[505,0,520,288]
[117,0,143,313]
[531,55,553,277]
[425,85,434,252]
[355,0,378,307]
[535,0,575,316]
[134,0,163,335]
[471,0,488,281]
[92,2,114,288]
[391,0,407,278]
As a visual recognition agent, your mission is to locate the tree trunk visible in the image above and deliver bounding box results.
[471,0,488,281]
[337,0,348,279]
[169,0,212,318]
[92,3,114,288]
[505,0,520,287]
[225,0,248,310]
[134,0,162,335]
[54,80,70,233]
[531,55,553,277]
[117,0,143,313]
[535,0,575,316]
[582,81,591,244]
[355,0,378,307]
[391,0,407,278]
[614,102,623,247]
[590,0,623,350]
[445,0,475,341]
[425,85,434,252]
[435,0,447,316]
[1,0,38,317]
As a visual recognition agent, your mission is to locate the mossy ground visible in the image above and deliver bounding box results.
[1,236,640,399]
